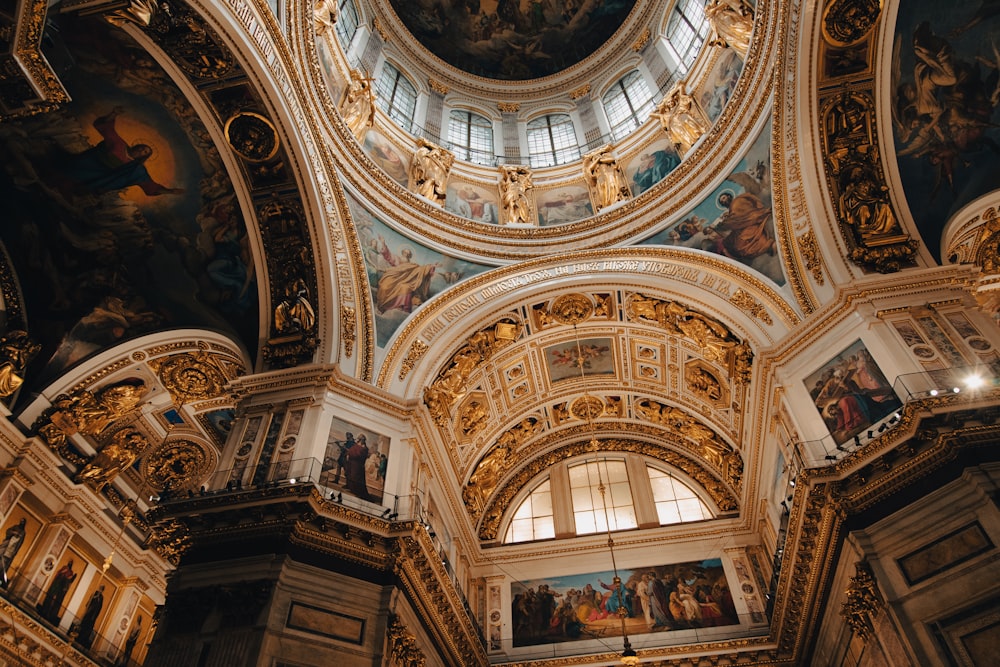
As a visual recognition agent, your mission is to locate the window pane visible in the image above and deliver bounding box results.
[527,114,579,167]
[603,71,654,141]
[656,503,681,525]
[533,516,555,540]
[334,0,359,49]
[647,465,712,526]
[503,480,553,543]
[569,460,635,536]
[575,512,597,534]
[448,110,494,165]
[376,63,417,132]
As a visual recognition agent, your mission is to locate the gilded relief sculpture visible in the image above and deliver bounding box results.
[705,0,755,58]
[499,164,534,225]
[409,138,454,206]
[75,428,150,491]
[583,145,630,212]
[35,379,148,463]
[822,92,917,271]
[0,330,41,399]
[313,0,338,36]
[653,81,710,157]
[340,69,375,141]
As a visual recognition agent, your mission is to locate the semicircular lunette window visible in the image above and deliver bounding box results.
[502,456,713,544]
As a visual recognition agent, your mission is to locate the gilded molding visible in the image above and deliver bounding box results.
[428,78,449,95]
[148,351,231,404]
[840,560,880,639]
[399,339,429,381]
[797,230,825,284]
[631,27,651,52]
[497,102,520,113]
[568,84,591,100]
[730,289,774,326]
[342,305,356,358]
[0,0,70,120]
[387,613,427,667]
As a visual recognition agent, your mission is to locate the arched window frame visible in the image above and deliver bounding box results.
[334,0,360,51]
[501,454,716,544]
[526,113,581,168]
[602,69,656,142]
[664,0,710,73]
[447,109,495,166]
[375,61,418,133]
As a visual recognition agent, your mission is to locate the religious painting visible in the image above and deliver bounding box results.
[625,139,681,196]
[74,577,115,650]
[0,15,258,396]
[511,558,737,647]
[445,181,500,224]
[199,408,236,448]
[389,0,637,80]
[320,415,391,504]
[346,192,491,348]
[890,4,1000,261]
[0,509,40,580]
[536,184,594,226]
[640,120,785,286]
[37,548,85,626]
[698,49,743,122]
[804,339,902,446]
[362,130,409,185]
[544,338,615,383]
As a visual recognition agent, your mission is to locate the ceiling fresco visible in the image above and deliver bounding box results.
[0,15,258,397]
[890,2,1000,261]
[388,0,637,80]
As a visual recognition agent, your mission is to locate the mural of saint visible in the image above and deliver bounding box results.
[445,184,500,223]
[320,416,391,504]
[641,120,785,286]
[890,4,1000,261]
[0,16,258,393]
[804,340,902,446]
[536,187,594,226]
[347,193,491,347]
[628,146,681,195]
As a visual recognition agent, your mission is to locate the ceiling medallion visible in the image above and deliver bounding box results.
[570,395,605,421]
[550,294,594,325]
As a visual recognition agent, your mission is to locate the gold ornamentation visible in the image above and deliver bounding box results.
[408,138,454,206]
[730,289,773,325]
[0,330,40,399]
[342,306,357,358]
[497,102,520,113]
[150,352,227,403]
[76,429,150,491]
[144,518,190,566]
[35,379,148,462]
[499,164,535,225]
[464,442,512,515]
[0,0,69,121]
[974,207,1000,273]
[652,81,709,157]
[570,395,605,421]
[458,395,490,440]
[569,84,591,100]
[341,69,375,141]
[428,78,449,95]
[705,0,754,58]
[423,322,520,427]
[797,230,825,284]
[399,339,428,380]
[274,277,317,335]
[821,92,918,272]
[633,398,739,484]
[105,0,160,27]
[387,615,426,667]
[821,0,880,48]
[143,440,209,492]
[632,27,651,52]
[840,561,880,639]
[583,144,630,212]
[550,293,595,325]
[685,364,726,404]
[371,16,388,41]
[625,292,739,363]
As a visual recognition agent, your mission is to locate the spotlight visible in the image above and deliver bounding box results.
[332,492,342,503]
[289,478,296,484]
[381,508,392,518]
[930,389,939,396]
[789,479,796,487]
[889,413,900,424]
[149,495,161,502]
[388,513,398,520]
[965,374,984,389]
[854,435,862,447]
[824,454,838,461]
[786,494,794,502]
[953,387,961,393]
[878,423,888,433]
[780,501,789,513]
[867,430,875,439]
[428,531,436,538]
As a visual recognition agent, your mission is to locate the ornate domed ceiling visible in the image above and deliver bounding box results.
[387,0,637,80]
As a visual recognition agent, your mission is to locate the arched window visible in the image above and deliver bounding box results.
[502,455,715,544]
[375,62,417,132]
[665,0,709,73]
[504,480,554,543]
[334,0,360,51]
[448,110,495,165]
[569,459,637,535]
[526,114,580,168]
[602,70,655,141]
[647,465,711,523]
